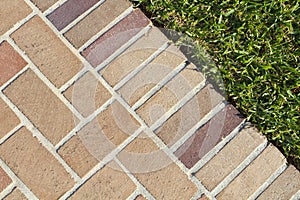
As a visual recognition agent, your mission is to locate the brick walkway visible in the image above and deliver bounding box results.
[0,0,299,199]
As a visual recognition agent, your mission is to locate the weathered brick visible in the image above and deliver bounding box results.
[69,161,136,199]
[257,165,300,200]
[175,104,244,169]
[3,188,27,200]
[0,0,31,35]
[0,98,20,139]
[0,41,27,87]
[30,0,58,12]
[0,167,12,193]
[195,125,266,191]
[217,145,286,199]
[153,84,224,145]
[100,27,169,87]
[0,127,74,199]
[3,69,76,145]
[47,0,99,31]
[82,9,150,66]
[65,0,132,49]
[63,72,112,117]
[11,16,83,88]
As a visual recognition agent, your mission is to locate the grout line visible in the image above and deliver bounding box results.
[0,183,16,200]
[211,141,269,196]
[0,158,38,200]
[43,0,69,16]
[126,189,141,200]
[94,25,152,71]
[248,163,288,200]
[0,65,29,92]
[170,101,227,152]
[132,60,188,111]
[59,67,89,92]
[0,124,23,145]
[189,120,247,174]
[290,190,300,200]
[77,6,134,52]
[189,176,216,200]
[113,41,170,91]
[60,0,107,34]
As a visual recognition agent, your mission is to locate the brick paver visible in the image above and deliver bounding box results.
[0,167,11,193]
[135,194,147,200]
[30,0,58,12]
[0,98,20,139]
[3,189,27,200]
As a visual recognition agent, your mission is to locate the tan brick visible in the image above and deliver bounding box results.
[63,72,112,117]
[135,194,147,200]
[3,69,76,145]
[100,27,169,87]
[195,125,266,191]
[0,98,20,139]
[198,194,209,200]
[3,188,27,200]
[257,165,300,200]
[0,127,74,199]
[0,0,31,35]
[64,0,132,48]
[69,161,136,199]
[30,0,58,12]
[217,145,286,199]
[11,16,83,88]
[0,167,12,193]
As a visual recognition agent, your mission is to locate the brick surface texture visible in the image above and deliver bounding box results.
[0,0,299,199]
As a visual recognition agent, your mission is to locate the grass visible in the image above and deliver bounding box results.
[130,0,300,169]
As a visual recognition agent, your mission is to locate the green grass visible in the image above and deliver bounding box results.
[131,0,300,169]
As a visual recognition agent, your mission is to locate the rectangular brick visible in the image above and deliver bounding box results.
[11,16,83,88]
[0,0,31,35]
[0,41,27,87]
[257,165,300,200]
[0,167,12,193]
[63,72,112,117]
[175,104,245,169]
[100,27,169,87]
[217,145,286,199]
[69,161,136,199]
[30,0,58,12]
[64,0,132,49]
[0,127,74,199]
[81,9,150,66]
[3,189,27,200]
[47,0,99,31]
[3,69,76,145]
[195,125,266,191]
[0,98,20,139]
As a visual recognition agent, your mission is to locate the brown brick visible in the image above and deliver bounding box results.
[0,41,27,87]
[65,0,132,49]
[100,27,169,87]
[175,104,245,169]
[0,98,20,139]
[257,165,300,200]
[135,194,147,200]
[217,145,286,199]
[3,188,27,200]
[30,0,58,12]
[11,16,83,88]
[0,167,12,193]
[0,0,31,35]
[153,84,224,146]
[63,72,111,117]
[3,69,76,145]
[82,9,150,67]
[195,125,266,191]
[69,161,136,199]
[0,127,74,199]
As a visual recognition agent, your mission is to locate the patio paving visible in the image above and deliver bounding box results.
[0,0,299,199]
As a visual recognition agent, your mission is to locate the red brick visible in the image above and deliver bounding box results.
[30,0,58,12]
[82,9,150,66]
[3,188,27,200]
[0,0,31,35]
[65,0,132,49]
[3,69,76,145]
[69,161,136,199]
[175,104,244,169]
[11,16,83,88]
[0,127,74,199]
[0,167,12,193]
[63,72,112,117]
[47,0,100,31]
[0,98,20,139]
[0,41,27,87]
